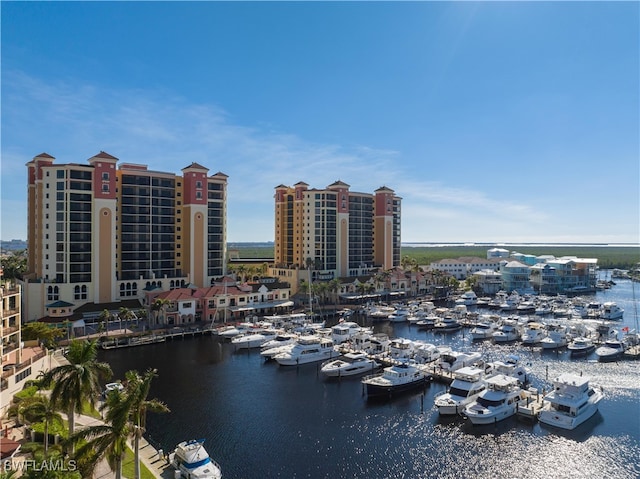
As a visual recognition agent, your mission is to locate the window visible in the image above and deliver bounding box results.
[196,180,202,189]
[102,184,110,192]
[102,172,110,181]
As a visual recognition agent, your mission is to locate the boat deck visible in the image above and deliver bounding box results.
[516,389,545,422]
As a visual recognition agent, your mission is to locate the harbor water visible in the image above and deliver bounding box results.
[99,278,640,479]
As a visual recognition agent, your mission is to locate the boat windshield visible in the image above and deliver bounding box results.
[477,396,504,408]
[449,386,472,398]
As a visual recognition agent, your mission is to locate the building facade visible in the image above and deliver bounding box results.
[273,181,401,292]
[22,152,228,321]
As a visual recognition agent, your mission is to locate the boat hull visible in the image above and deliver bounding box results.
[538,404,599,430]
[364,376,430,398]
[464,403,519,425]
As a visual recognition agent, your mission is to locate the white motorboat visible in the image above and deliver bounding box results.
[538,373,604,430]
[567,337,596,357]
[455,290,478,306]
[416,315,438,330]
[231,329,278,349]
[368,333,391,354]
[534,302,552,316]
[170,439,222,479]
[600,302,624,320]
[540,325,569,350]
[102,381,124,397]
[463,374,529,425]
[595,338,625,362]
[434,366,487,415]
[216,322,255,339]
[492,320,520,343]
[387,308,410,323]
[320,352,380,377]
[520,322,547,345]
[469,316,500,340]
[387,338,416,359]
[367,305,395,321]
[412,341,443,364]
[433,317,463,333]
[259,333,298,359]
[260,332,298,351]
[485,355,530,385]
[274,335,339,366]
[435,350,482,373]
[362,361,432,398]
[331,321,367,345]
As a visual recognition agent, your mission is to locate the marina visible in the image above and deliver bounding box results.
[98,277,640,478]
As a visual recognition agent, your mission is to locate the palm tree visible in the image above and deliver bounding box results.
[118,307,134,331]
[69,388,131,479]
[43,339,112,451]
[98,309,111,337]
[151,298,172,327]
[125,368,170,479]
[328,278,341,306]
[20,395,63,455]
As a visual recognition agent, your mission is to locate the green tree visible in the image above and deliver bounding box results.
[125,368,170,479]
[151,298,171,327]
[21,322,64,347]
[69,388,131,479]
[43,340,112,451]
[0,249,27,279]
[98,309,112,337]
[20,395,63,455]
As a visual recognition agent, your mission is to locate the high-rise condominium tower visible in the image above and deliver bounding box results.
[23,152,227,321]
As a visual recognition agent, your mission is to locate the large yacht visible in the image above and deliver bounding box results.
[362,361,432,398]
[538,373,603,430]
[274,335,339,366]
[434,366,488,415]
[320,352,380,378]
[463,374,529,425]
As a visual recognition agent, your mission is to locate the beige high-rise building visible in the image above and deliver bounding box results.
[273,181,401,290]
[22,152,227,321]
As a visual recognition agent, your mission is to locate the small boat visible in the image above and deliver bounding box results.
[320,352,380,377]
[433,317,463,333]
[595,338,625,362]
[387,308,410,323]
[169,439,222,479]
[538,373,603,430]
[567,337,596,357]
[331,321,368,344]
[469,317,500,340]
[387,338,416,360]
[600,302,624,320]
[231,329,278,349]
[492,320,520,343]
[435,350,482,373]
[463,374,529,425]
[520,322,547,345]
[455,290,478,306]
[485,355,530,385]
[102,382,124,397]
[434,366,487,416]
[362,361,432,398]
[540,325,569,350]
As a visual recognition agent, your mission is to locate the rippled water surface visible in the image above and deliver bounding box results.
[99,279,640,479]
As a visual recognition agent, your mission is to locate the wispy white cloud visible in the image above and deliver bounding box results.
[1,69,611,243]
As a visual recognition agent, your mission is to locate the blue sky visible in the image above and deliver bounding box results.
[2,1,639,244]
